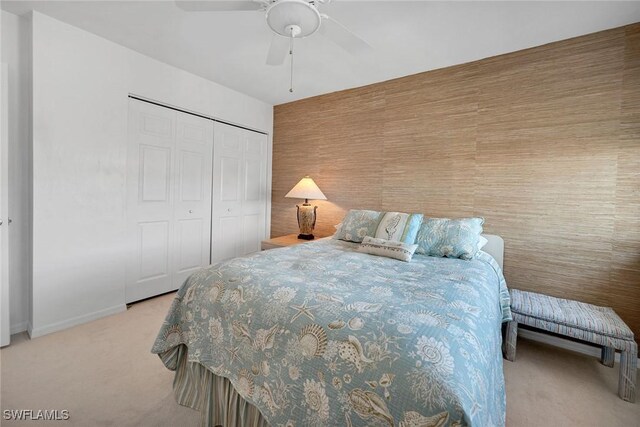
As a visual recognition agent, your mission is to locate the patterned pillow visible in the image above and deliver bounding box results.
[358,236,418,262]
[415,217,484,260]
[333,210,383,243]
[373,212,423,244]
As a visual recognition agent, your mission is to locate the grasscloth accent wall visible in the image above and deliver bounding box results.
[272,23,640,342]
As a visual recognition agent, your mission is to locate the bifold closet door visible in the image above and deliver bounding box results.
[211,122,268,263]
[126,99,213,303]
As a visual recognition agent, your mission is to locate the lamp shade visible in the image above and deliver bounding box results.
[285,176,327,201]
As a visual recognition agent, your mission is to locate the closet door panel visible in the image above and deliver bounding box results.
[212,123,243,262]
[126,101,175,303]
[212,122,267,263]
[216,129,243,209]
[215,216,241,261]
[126,99,213,302]
[242,214,261,254]
[140,146,171,202]
[179,152,204,201]
[245,157,262,202]
[176,218,204,272]
[139,221,170,280]
[220,157,241,202]
[242,132,268,252]
[173,111,213,288]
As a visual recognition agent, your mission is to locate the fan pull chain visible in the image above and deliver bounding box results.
[289,29,294,93]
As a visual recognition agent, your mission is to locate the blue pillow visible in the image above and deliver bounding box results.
[415,217,484,260]
[333,209,384,243]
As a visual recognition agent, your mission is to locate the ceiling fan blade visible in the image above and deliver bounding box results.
[319,15,372,55]
[266,34,290,66]
[175,1,264,12]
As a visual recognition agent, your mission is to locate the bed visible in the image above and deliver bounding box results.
[152,235,511,427]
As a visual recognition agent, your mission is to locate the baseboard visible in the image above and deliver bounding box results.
[28,304,127,339]
[519,328,640,364]
[10,321,28,335]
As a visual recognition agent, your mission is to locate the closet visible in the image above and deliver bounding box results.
[125,98,268,303]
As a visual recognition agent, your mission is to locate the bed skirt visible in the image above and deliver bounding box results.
[159,345,269,427]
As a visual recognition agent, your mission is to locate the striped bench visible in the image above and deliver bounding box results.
[503,289,637,402]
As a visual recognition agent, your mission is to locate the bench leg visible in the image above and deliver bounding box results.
[600,347,615,368]
[503,320,518,362]
[618,343,637,402]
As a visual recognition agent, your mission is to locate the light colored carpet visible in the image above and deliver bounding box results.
[1,292,638,426]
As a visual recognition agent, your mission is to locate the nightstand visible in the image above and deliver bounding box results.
[261,234,313,251]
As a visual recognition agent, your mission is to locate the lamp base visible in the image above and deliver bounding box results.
[296,204,318,240]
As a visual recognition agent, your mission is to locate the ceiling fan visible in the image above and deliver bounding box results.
[176,0,372,92]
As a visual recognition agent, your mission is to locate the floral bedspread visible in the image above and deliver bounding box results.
[152,238,511,427]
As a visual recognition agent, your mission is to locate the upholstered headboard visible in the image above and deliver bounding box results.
[482,234,504,270]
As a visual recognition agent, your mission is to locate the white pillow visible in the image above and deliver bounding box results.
[374,212,423,244]
[478,235,489,251]
[357,236,418,262]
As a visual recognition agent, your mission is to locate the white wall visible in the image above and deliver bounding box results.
[1,11,32,335]
[28,11,273,337]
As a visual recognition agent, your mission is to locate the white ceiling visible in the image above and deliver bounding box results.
[3,1,640,105]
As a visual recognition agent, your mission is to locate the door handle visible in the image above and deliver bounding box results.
[0,219,2,226]
[188,210,193,214]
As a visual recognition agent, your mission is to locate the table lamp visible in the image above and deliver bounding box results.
[285,176,327,240]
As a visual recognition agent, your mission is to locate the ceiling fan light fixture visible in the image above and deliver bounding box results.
[266,0,321,38]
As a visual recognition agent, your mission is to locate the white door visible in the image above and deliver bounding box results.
[211,122,267,263]
[173,112,213,287]
[1,64,10,346]
[126,99,213,303]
